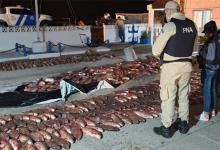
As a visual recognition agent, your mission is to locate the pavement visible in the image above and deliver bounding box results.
[0,43,220,150]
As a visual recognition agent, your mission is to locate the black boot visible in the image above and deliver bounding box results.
[178,120,189,134]
[153,125,172,138]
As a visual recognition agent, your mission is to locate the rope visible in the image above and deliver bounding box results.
[0,48,16,54]
[60,42,85,48]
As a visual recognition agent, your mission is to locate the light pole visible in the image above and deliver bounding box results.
[32,0,47,53]
[35,0,40,41]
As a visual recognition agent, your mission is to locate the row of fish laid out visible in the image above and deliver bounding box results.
[23,57,160,93]
[0,53,114,71]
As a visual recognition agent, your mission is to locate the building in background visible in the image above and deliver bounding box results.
[148,0,220,33]
[184,0,220,31]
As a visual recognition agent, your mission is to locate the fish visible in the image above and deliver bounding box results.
[82,127,102,139]
[29,116,41,123]
[20,144,37,150]
[22,115,30,121]
[38,115,49,121]
[133,110,154,119]
[0,139,13,150]
[117,114,133,125]
[75,118,86,127]
[45,78,55,83]
[110,114,125,127]
[0,115,12,122]
[18,127,30,135]
[34,142,48,150]
[45,127,60,137]
[52,136,71,149]
[82,101,96,110]
[83,118,96,126]
[9,139,21,150]
[128,111,146,123]
[59,129,75,144]
[4,121,16,130]
[77,104,89,112]
[45,141,61,150]
[96,124,120,132]
[43,113,56,120]
[38,130,51,140]
[101,120,121,128]
[26,124,38,132]
[86,126,104,133]
[30,132,45,142]
[18,134,33,145]
[70,126,83,140]
[37,124,47,131]
[13,119,27,127]
[62,125,72,134]
[51,122,61,130]
[25,112,38,116]
[8,130,20,139]
[0,132,10,140]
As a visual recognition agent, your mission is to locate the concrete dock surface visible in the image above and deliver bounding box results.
[0,43,219,150]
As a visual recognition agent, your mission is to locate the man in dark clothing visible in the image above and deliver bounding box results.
[197,21,220,121]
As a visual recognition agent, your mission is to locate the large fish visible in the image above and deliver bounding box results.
[51,136,70,149]
[82,127,102,139]
[9,139,21,150]
[70,126,83,140]
[96,124,120,132]
[0,139,13,150]
[45,141,61,150]
[34,142,48,150]
[59,129,75,144]
[30,132,45,142]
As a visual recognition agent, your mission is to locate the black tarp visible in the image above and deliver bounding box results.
[0,85,61,107]
[0,79,119,108]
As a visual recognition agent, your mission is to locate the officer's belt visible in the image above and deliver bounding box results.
[162,58,192,64]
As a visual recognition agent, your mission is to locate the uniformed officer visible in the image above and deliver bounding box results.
[152,1,198,138]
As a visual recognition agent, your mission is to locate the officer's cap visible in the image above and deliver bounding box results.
[165,1,179,10]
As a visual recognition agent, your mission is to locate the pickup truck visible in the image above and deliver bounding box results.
[0,6,52,27]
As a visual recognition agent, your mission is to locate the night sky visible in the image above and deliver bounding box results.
[0,0,155,24]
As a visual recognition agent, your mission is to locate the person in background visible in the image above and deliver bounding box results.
[115,16,125,42]
[152,1,198,138]
[78,20,85,26]
[197,21,220,121]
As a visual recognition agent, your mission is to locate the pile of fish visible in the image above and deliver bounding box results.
[189,71,203,104]
[0,71,205,150]
[24,57,160,92]
[0,81,161,150]
[0,53,113,71]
